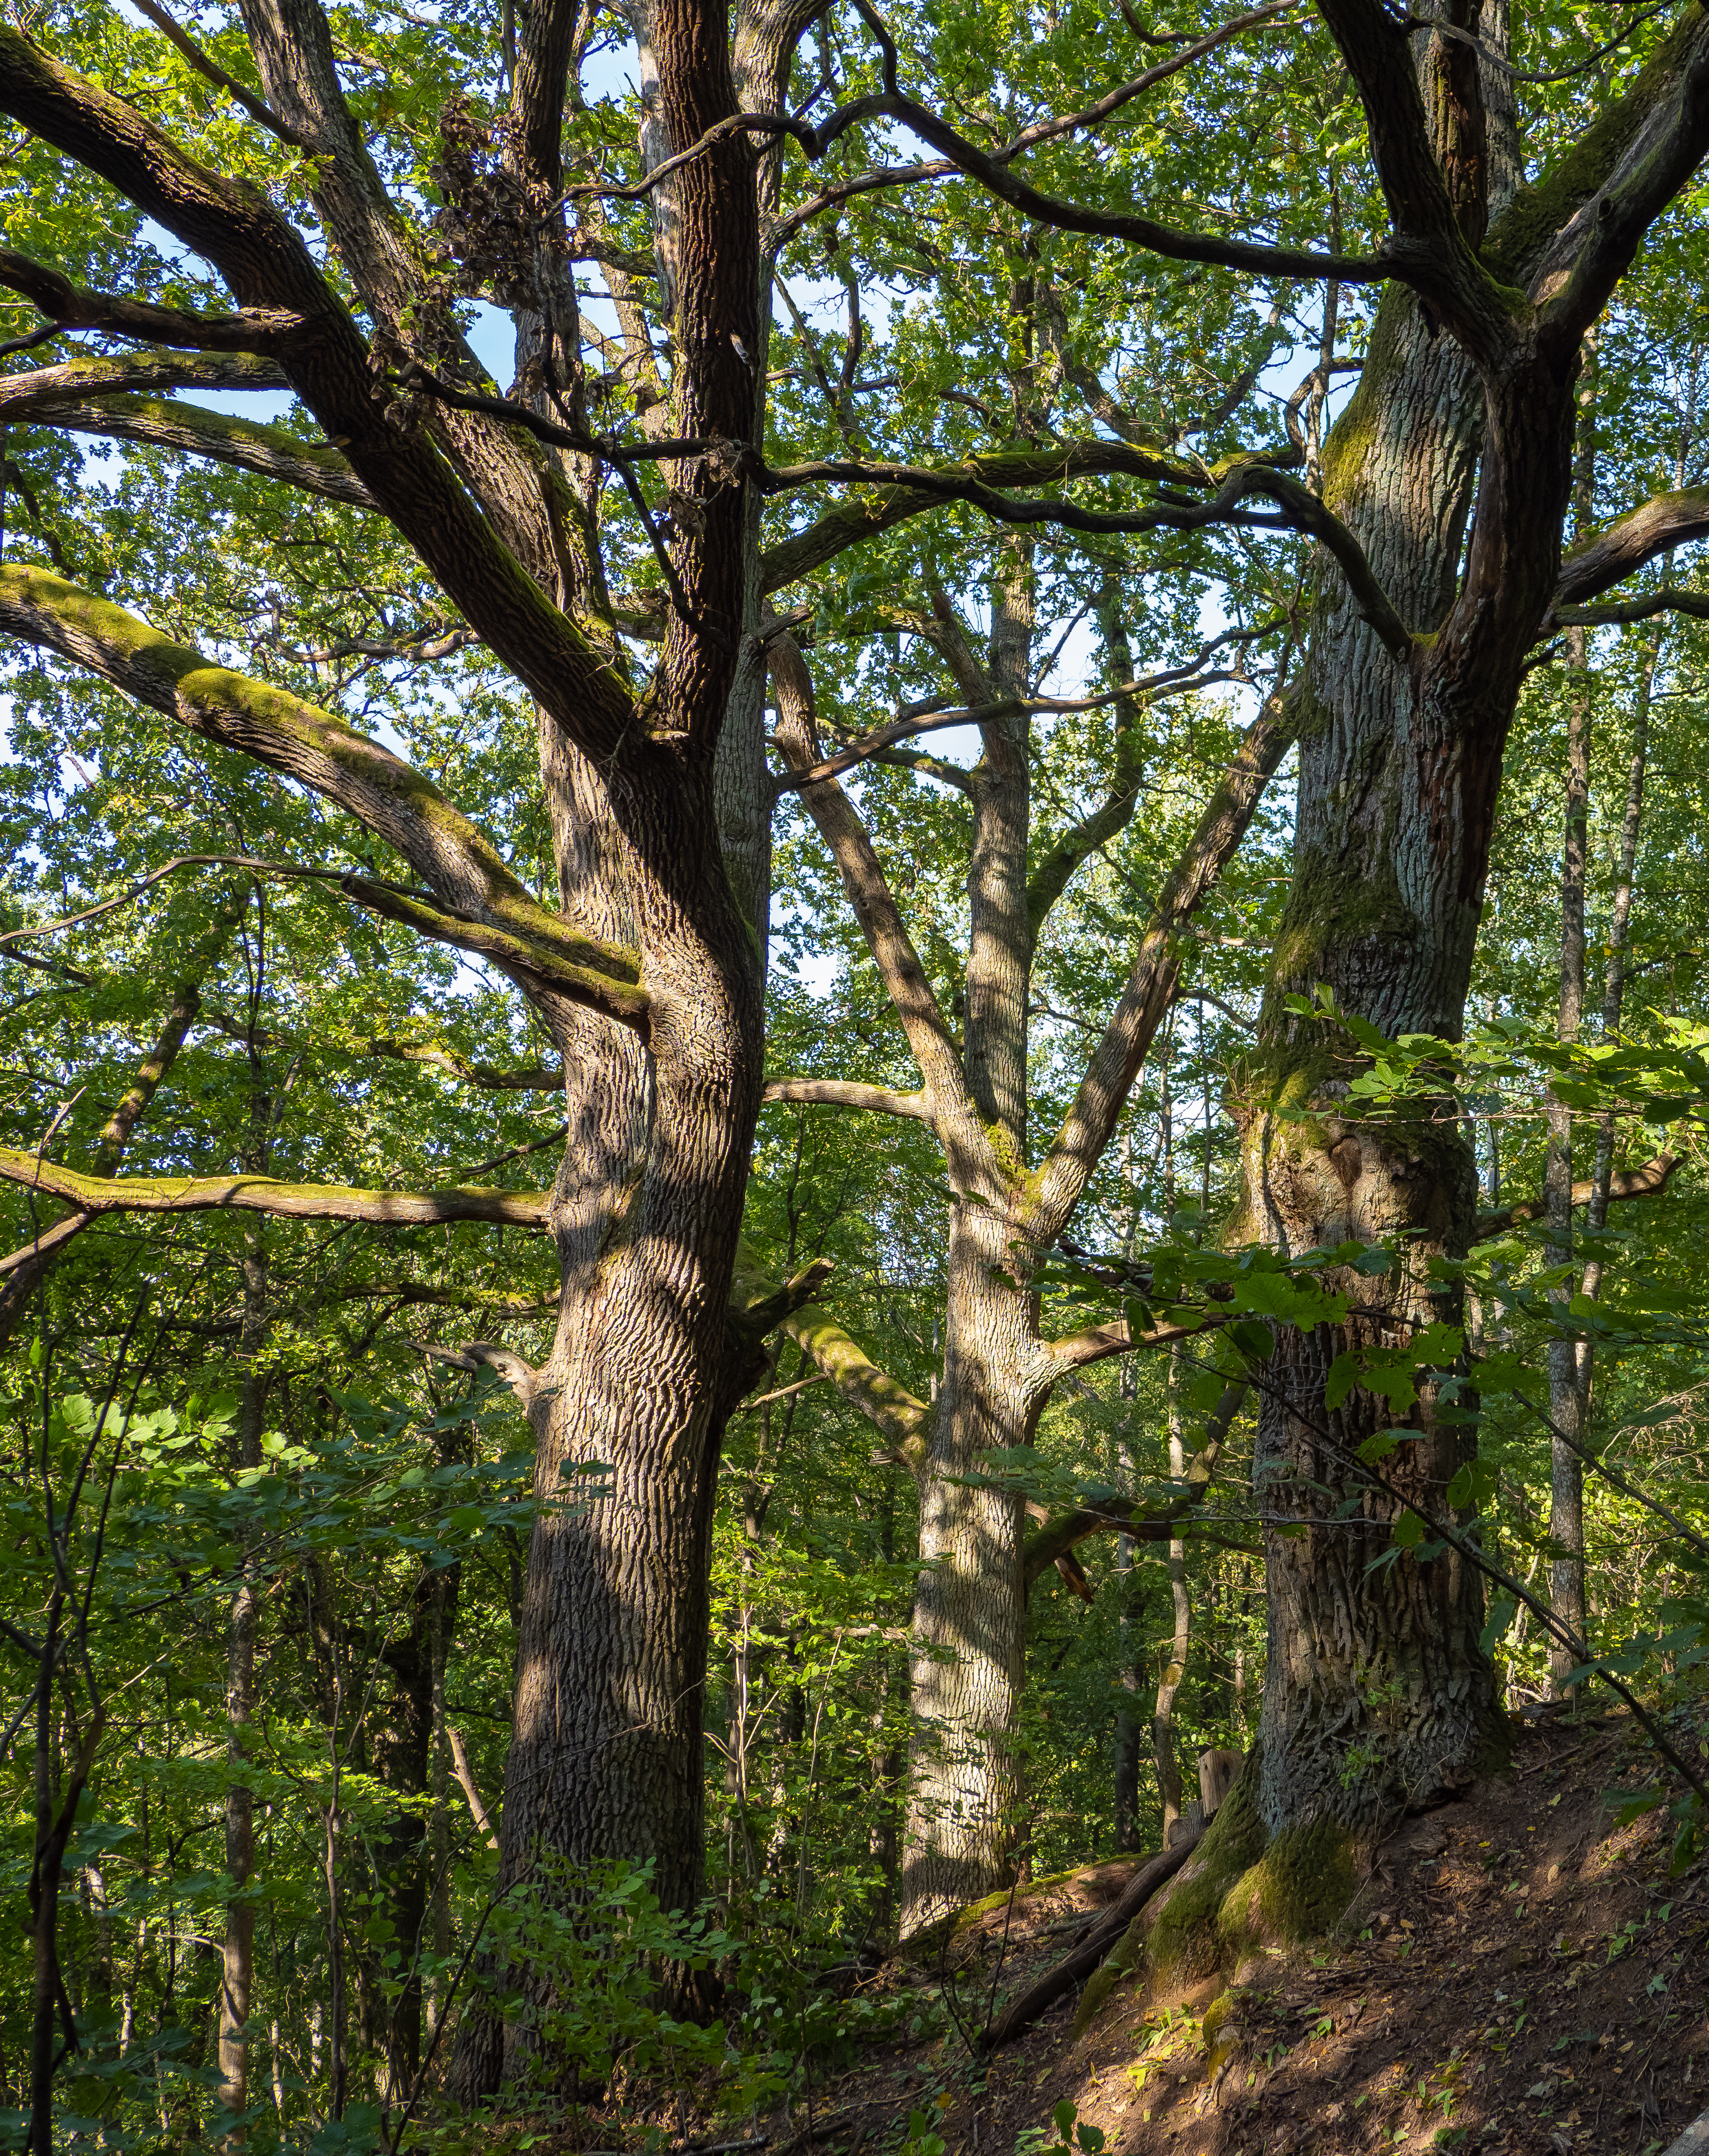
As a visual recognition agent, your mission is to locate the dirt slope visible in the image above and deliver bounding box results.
[819,1711,1709,2156]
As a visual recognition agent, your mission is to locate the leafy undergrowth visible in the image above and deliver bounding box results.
[783,1712,1709,2156]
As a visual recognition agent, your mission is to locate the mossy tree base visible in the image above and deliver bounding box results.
[1072,1754,1359,2033]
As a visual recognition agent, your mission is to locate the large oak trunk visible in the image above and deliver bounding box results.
[464,755,763,2084]
[1237,279,1553,1827]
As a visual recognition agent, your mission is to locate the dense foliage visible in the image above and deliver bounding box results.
[6,0,1709,2143]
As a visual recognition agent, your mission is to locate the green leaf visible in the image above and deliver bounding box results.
[1446,1458,1497,1511]
[1479,1593,1518,1657]
[1230,1321,1275,1362]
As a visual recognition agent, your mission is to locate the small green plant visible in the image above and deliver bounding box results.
[901,2103,949,2156]
[1016,2099,1106,2156]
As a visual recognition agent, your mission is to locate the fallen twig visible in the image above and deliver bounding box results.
[978,1827,1203,2050]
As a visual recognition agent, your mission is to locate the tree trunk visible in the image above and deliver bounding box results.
[1545,333,1597,1698]
[472,796,762,2077]
[219,1037,272,2135]
[1112,1359,1147,1853]
[899,1206,1039,1931]
[1237,277,1532,1827]
[1152,1371,1191,1839]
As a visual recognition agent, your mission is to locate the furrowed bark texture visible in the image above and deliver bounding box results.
[897,543,1041,1929]
[899,1208,1042,1929]
[1241,279,1508,1825]
[1225,0,1709,1822]
[0,0,788,2106]
[464,0,782,2089]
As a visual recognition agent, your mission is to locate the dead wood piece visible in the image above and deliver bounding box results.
[978,1824,1204,2050]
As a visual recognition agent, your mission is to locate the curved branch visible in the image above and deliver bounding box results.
[730,1254,838,1342]
[0,248,302,352]
[0,566,644,1025]
[1552,586,1709,628]
[1477,1149,1681,1235]
[342,878,648,1027]
[762,1077,933,1120]
[0,1150,551,1229]
[649,7,1388,287]
[773,653,1254,794]
[756,439,1299,591]
[35,396,374,508]
[1555,485,1709,605]
[760,455,1408,652]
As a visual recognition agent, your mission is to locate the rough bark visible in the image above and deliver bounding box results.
[1222,0,1709,1828]
[774,602,1291,1939]
[0,0,800,2108]
[898,1207,1045,1929]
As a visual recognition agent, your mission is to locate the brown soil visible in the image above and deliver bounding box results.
[807,1711,1709,2156]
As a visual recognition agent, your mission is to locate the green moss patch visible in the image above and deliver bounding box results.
[1215,1816,1358,1960]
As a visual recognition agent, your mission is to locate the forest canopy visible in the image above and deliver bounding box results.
[4,0,1709,2142]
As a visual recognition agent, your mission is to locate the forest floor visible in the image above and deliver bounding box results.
[792,1708,1709,2156]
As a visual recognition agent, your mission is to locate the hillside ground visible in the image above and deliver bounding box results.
[790,1708,1709,2156]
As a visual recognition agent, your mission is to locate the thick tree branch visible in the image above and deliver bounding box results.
[0,28,638,758]
[0,1150,551,1228]
[762,1077,933,1120]
[769,633,998,1194]
[1477,1149,1680,1234]
[730,1254,838,1341]
[341,879,649,1027]
[1025,683,1299,1248]
[1534,21,1709,345]
[1045,1309,1219,1372]
[0,352,289,416]
[0,248,303,352]
[0,566,645,1026]
[1311,0,1520,363]
[1554,484,1709,604]
[779,1301,932,1472]
[35,396,374,508]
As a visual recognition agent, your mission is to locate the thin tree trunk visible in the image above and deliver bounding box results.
[1583,610,1662,1274]
[1544,331,1596,1699]
[1153,1356,1191,1840]
[1152,1064,1189,1836]
[1112,1354,1146,1853]
[424,1571,452,2048]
